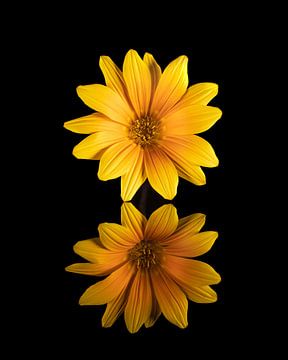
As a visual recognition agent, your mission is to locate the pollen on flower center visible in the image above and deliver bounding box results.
[129,116,160,146]
[128,240,162,269]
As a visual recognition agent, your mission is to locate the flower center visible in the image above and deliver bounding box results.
[128,240,162,269]
[129,116,160,146]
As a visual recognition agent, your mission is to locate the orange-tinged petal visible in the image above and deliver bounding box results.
[120,146,146,201]
[151,55,188,119]
[102,287,128,327]
[176,165,206,186]
[77,84,134,125]
[98,223,137,251]
[177,213,206,233]
[164,231,218,258]
[160,135,219,168]
[65,262,126,276]
[72,131,126,160]
[144,146,178,200]
[79,262,133,305]
[162,105,222,136]
[151,268,188,328]
[64,113,126,134]
[172,83,219,109]
[145,295,161,328]
[121,202,147,241]
[163,255,221,287]
[98,140,138,180]
[159,138,207,185]
[143,52,162,98]
[186,285,217,303]
[123,49,151,118]
[124,270,152,333]
[144,204,178,241]
[99,56,128,102]
[73,239,127,275]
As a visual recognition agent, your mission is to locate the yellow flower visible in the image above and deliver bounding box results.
[64,50,222,201]
[66,203,221,333]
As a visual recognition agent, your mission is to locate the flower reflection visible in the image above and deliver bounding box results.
[66,202,221,333]
[64,49,222,201]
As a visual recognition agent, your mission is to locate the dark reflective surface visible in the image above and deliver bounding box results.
[61,46,228,340]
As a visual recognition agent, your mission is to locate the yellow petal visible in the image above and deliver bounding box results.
[151,55,188,119]
[99,56,128,102]
[123,49,151,118]
[163,255,221,287]
[77,84,134,125]
[177,165,206,186]
[98,140,138,180]
[124,270,152,333]
[121,146,146,201]
[151,268,188,329]
[143,52,162,98]
[177,213,206,233]
[98,223,137,251]
[121,202,147,241]
[145,204,178,241]
[72,131,126,160]
[159,138,207,185]
[65,261,126,276]
[164,231,218,258]
[64,113,126,134]
[144,146,178,200]
[172,83,219,109]
[160,135,219,168]
[162,105,222,135]
[186,285,217,303]
[73,239,128,275]
[79,262,133,305]
[102,287,128,327]
[145,296,161,328]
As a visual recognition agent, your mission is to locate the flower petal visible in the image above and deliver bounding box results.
[120,146,146,201]
[72,131,126,160]
[176,165,206,186]
[172,83,219,108]
[164,231,218,258]
[143,52,162,98]
[123,49,151,118]
[66,262,119,276]
[186,285,217,303]
[73,239,128,275]
[99,56,128,102]
[145,295,161,328]
[77,84,134,125]
[64,113,126,134]
[159,138,207,185]
[144,204,178,241]
[102,287,128,327]
[98,140,138,180]
[98,223,137,251]
[177,213,206,233]
[162,105,222,135]
[144,146,178,200]
[151,268,188,328]
[163,255,221,287]
[121,202,147,241]
[160,135,219,168]
[151,55,188,119]
[79,262,133,305]
[124,270,152,333]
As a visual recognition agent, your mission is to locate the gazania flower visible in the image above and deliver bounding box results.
[66,203,221,333]
[64,49,222,201]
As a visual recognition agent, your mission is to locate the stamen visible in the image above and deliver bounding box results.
[128,240,162,270]
[129,116,160,146]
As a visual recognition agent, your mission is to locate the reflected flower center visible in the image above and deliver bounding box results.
[128,240,162,269]
[129,116,160,146]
